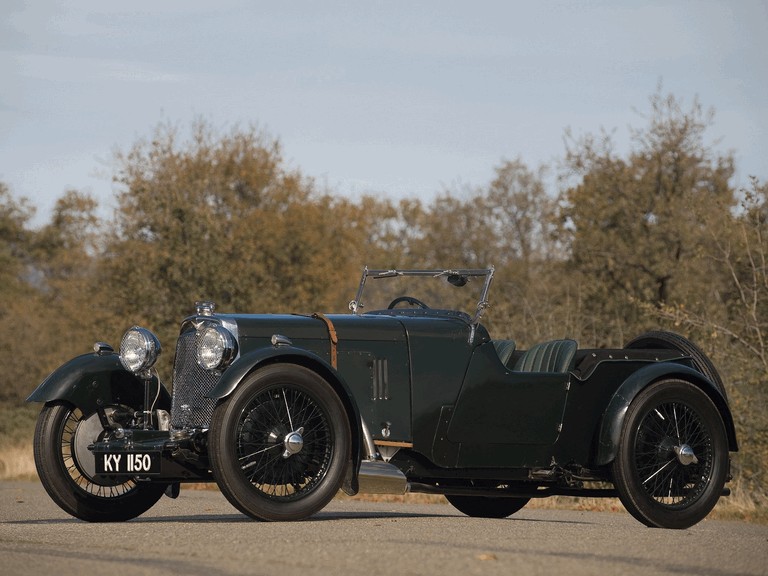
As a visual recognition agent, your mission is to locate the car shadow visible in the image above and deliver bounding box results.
[6,510,595,525]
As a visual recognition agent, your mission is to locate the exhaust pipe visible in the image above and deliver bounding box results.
[356,460,408,495]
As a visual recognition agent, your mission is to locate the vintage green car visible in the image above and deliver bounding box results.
[28,267,737,529]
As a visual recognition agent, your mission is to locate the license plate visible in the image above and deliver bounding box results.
[95,452,161,475]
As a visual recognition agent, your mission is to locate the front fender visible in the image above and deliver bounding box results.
[27,352,171,414]
[206,346,326,400]
[595,362,738,466]
[207,345,364,494]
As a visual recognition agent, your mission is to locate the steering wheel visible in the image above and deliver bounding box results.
[387,296,430,310]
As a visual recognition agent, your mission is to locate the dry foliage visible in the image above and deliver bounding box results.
[2,92,766,516]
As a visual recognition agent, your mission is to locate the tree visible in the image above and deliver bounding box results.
[486,159,556,270]
[31,190,102,301]
[0,183,37,402]
[647,178,768,497]
[0,189,110,403]
[559,91,736,344]
[385,159,563,344]
[0,182,33,294]
[101,120,368,375]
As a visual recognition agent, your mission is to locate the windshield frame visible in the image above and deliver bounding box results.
[348,267,495,340]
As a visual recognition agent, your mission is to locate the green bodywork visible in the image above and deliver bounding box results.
[28,352,171,414]
[28,306,738,482]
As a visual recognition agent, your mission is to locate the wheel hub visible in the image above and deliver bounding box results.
[673,443,698,466]
[282,427,304,459]
[72,412,106,479]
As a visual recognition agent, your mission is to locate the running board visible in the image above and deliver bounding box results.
[407,483,734,499]
[355,461,733,499]
[408,483,619,499]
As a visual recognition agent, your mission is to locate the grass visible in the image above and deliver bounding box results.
[0,443,38,481]
[0,404,38,481]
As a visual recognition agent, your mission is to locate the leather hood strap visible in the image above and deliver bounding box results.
[312,313,338,369]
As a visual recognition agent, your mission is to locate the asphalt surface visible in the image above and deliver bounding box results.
[1,480,766,576]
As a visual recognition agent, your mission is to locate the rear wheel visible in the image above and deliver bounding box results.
[209,364,351,521]
[446,494,530,518]
[611,379,728,529]
[33,402,166,522]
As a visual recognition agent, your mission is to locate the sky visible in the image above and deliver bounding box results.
[2,1,767,227]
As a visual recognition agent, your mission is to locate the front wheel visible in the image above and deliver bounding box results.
[33,402,166,522]
[209,364,351,521]
[611,379,729,529]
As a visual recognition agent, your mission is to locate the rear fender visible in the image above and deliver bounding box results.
[595,363,738,466]
[207,345,364,494]
[27,351,171,414]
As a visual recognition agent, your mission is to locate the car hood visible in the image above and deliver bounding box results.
[215,312,477,343]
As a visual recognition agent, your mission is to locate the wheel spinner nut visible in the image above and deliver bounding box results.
[282,430,304,458]
[674,444,698,466]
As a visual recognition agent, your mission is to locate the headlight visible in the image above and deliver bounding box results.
[196,325,237,371]
[119,327,162,374]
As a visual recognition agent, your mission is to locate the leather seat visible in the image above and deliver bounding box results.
[492,339,517,366]
[513,339,577,373]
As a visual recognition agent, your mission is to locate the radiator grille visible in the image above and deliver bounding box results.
[171,329,221,428]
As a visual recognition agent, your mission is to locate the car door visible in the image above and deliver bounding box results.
[442,342,571,467]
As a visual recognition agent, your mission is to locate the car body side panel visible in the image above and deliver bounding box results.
[331,315,412,444]
[448,342,569,445]
[541,358,687,468]
[208,313,413,450]
[402,319,486,461]
[433,347,736,471]
[440,342,568,469]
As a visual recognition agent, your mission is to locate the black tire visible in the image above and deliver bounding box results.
[611,379,729,529]
[625,331,728,402]
[446,494,530,518]
[33,402,166,522]
[209,364,351,521]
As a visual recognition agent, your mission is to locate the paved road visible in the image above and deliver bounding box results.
[1,481,766,576]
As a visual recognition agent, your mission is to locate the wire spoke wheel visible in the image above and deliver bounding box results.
[210,364,351,521]
[60,407,138,497]
[236,385,333,500]
[634,401,711,506]
[612,379,728,529]
[33,402,166,521]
